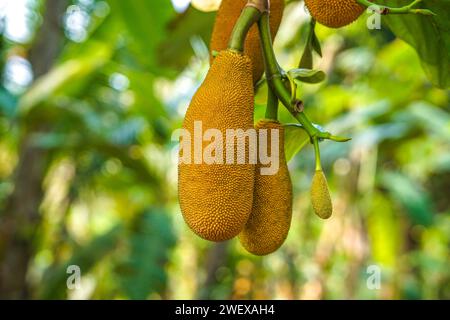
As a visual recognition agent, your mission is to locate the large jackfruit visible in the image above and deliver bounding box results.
[210,0,285,83]
[239,120,293,255]
[311,170,333,219]
[304,0,365,28]
[178,50,255,242]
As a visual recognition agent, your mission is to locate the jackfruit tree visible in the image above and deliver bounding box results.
[1,0,449,300]
[178,0,445,256]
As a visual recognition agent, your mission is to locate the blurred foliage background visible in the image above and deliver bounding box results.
[0,0,449,300]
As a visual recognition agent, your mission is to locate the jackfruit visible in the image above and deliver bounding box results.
[178,50,255,242]
[304,0,365,28]
[239,120,293,255]
[311,170,333,219]
[210,0,285,83]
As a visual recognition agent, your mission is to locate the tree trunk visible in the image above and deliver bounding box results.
[197,242,229,300]
[0,0,67,299]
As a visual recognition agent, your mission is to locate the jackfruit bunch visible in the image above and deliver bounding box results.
[210,0,285,83]
[178,50,293,253]
[304,0,365,28]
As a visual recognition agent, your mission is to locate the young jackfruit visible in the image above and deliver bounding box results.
[311,170,333,219]
[304,0,365,28]
[210,0,284,83]
[239,120,293,255]
[178,50,255,242]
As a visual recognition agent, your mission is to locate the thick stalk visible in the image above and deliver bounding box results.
[228,3,264,52]
[265,86,279,120]
[258,11,320,137]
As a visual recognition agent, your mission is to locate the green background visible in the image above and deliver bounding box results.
[0,0,449,299]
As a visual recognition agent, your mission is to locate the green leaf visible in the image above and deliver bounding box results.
[299,19,322,69]
[108,0,175,73]
[117,209,176,299]
[378,0,450,88]
[380,171,435,227]
[158,7,216,71]
[19,42,112,114]
[299,20,314,69]
[299,44,313,70]
[125,70,166,120]
[310,20,322,57]
[284,124,310,162]
[40,225,123,299]
[311,32,322,57]
[288,68,326,84]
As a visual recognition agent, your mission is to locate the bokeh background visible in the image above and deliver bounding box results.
[0,0,449,299]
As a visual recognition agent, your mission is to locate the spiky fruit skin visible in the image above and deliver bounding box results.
[239,120,293,255]
[209,0,285,83]
[311,170,333,219]
[178,50,255,242]
[304,0,365,28]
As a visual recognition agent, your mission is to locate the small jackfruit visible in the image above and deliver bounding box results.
[239,120,293,255]
[210,0,285,83]
[311,170,333,219]
[178,50,255,242]
[304,0,365,28]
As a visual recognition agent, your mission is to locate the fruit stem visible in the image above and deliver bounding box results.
[258,1,352,145]
[228,1,265,52]
[313,137,322,171]
[258,9,320,138]
[356,0,436,16]
[265,86,279,120]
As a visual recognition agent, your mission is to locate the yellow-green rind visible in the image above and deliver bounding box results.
[311,170,333,219]
[239,120,293,255]
[178,50,256,242]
